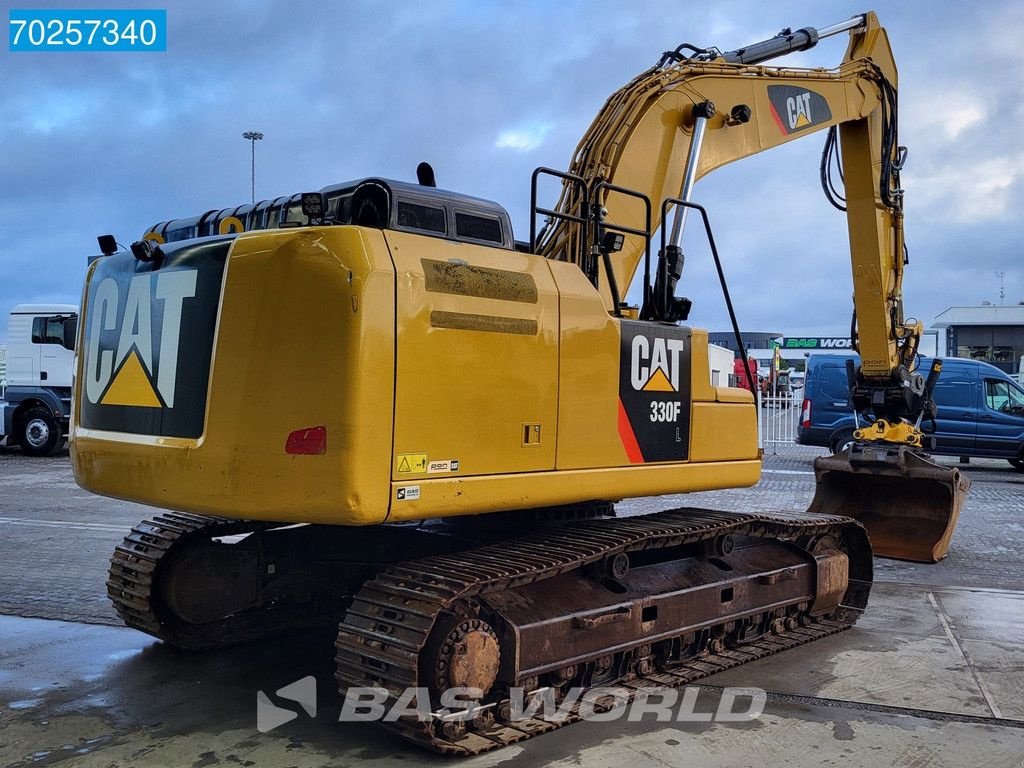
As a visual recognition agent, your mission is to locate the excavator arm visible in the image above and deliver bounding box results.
[536,12,968,561]
[541,13,909,380]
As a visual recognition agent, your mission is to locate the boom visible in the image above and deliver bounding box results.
[537,12,921,425]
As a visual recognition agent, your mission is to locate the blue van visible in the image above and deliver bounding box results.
[798,353,1024,468]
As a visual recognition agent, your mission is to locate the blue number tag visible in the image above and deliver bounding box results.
[9,9,167,52]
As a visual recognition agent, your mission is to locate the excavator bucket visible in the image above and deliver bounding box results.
[807,444,971,563]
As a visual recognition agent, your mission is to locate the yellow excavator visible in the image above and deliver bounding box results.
[73,12,968,754]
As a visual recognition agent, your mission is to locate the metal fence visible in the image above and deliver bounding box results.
[757,386,799,454]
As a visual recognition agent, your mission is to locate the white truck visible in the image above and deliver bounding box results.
[0,304,78,456]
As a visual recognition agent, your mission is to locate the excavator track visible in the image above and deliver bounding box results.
[106,503,613,650]
[107,512,339,649]
[335,507,871,755]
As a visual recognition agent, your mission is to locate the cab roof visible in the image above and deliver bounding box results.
[12,304,78,315]
[145,177,515,250]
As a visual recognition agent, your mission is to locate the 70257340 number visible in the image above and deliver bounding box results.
[9,10,166,52]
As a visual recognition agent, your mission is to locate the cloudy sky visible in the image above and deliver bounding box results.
[1,0,1021,344]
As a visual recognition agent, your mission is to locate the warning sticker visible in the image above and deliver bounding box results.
[396,486,420,501]
[427,459,460,474]
[396,453,428,474]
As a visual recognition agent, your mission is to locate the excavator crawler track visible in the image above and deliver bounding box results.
[107,512,336,649]
[106,503,612,650]
[335,507,871,754]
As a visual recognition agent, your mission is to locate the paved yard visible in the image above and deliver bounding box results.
[1,447,1023,767]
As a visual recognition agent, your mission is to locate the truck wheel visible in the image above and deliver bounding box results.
[829,429,857,454]
[1010,458,1024,472]
[17,407,61,457]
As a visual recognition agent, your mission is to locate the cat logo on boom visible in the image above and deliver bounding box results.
[786,92,813,130]
[767,85,832,135]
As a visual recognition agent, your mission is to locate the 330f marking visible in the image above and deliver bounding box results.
[650,401,681,423]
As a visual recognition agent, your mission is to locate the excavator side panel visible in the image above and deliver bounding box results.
[386,230,561,480]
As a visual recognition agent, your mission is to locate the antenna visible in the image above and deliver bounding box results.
[997,271,1006,305]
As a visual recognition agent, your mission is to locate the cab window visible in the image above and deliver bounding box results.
[817,363,851,401]
[396,201,446,234]
[282,199,305,225]
[455,211,503,243]
[32,317,65,345]
[31,316,76,350]
[326,193,353,224]
[985,379,1024,414]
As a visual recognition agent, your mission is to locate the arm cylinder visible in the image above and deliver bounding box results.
[721,15,866,65]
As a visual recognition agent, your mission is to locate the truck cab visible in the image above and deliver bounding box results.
[0,304,78,456]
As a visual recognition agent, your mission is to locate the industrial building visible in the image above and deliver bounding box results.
[933,304,1024,374]
[706,331,781,354]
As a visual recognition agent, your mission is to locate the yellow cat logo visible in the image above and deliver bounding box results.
[84,270,197,408]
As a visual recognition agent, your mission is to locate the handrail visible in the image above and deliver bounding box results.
[660,197,755,394]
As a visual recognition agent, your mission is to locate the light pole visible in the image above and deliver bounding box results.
[242,131,264,204]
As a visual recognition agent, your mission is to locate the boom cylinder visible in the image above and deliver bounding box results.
[668,101,714,248]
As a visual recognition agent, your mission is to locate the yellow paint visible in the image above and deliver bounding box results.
[100,351,161,407]
[387,230,560,479]
[219,216,244,235]
[143,232,165,244]
[386,460,762,523]
[642,368,675,392]
[689,403,758,462]
[855,418,922,448]
[551,260,628,469]
[714,386,755,404]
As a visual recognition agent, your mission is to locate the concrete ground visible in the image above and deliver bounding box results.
[2,446,1024,767]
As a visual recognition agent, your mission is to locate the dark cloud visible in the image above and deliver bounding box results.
[1,0,1021,343]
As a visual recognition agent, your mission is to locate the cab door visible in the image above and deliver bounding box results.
[930,368,978,452]
[977,378,1024,457]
